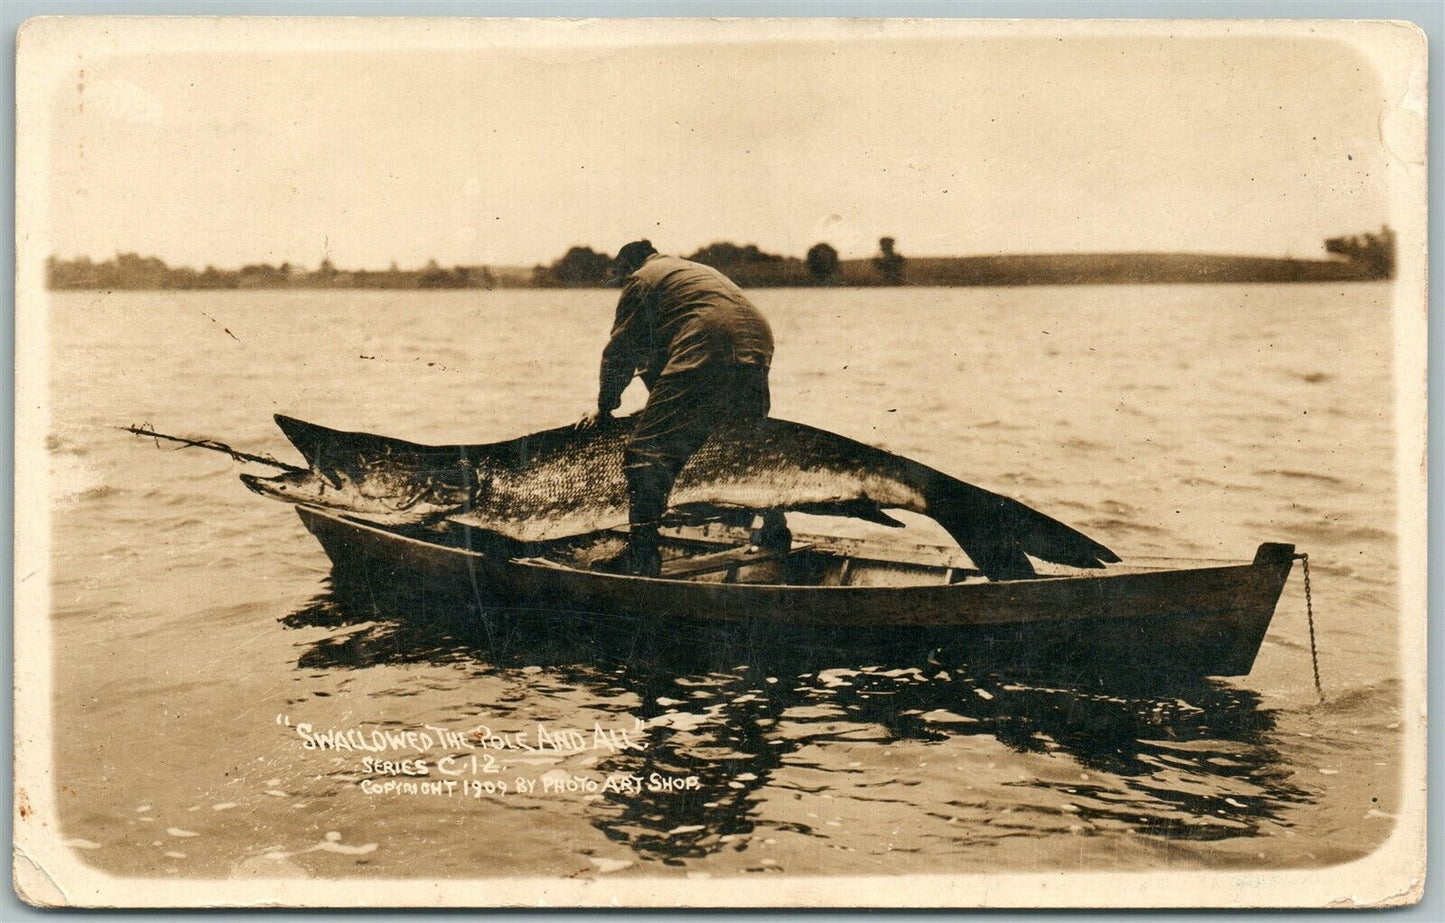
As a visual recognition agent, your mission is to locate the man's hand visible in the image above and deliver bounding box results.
[575,408,611,431]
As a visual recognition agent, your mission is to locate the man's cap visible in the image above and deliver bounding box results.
[610,239,658,282]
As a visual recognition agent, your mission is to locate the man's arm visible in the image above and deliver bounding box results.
[596,279,649,413]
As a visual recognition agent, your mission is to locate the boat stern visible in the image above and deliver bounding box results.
[1211,542,1295,675]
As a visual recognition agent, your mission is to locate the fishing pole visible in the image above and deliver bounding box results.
[118,423,307,473]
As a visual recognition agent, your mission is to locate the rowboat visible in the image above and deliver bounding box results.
[121,420,1298,680]
[288,503,1297,680]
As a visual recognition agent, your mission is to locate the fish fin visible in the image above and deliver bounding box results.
[789,500,907,528]
[666,503,751,526]
[922,472,1120,579]
[274,414,329,459]
[669,501,906,531]
[272,414,348,484]
[843,505,907,528]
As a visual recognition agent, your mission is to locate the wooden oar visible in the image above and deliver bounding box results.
[118,423,306,473]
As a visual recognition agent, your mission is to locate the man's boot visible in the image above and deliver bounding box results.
[593,522,662,577]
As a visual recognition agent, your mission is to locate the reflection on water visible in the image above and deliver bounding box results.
[283,580,1311,863]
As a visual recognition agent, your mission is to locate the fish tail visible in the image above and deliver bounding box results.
[920,471,1120,580]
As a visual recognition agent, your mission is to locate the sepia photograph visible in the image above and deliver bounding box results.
[12,16,1428,907]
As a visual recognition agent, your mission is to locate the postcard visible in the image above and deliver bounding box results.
[12,16,1427,907]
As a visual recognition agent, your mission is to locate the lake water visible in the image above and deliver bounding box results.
[41,283,1404,880]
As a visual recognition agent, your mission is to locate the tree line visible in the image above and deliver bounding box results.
[46,228,1393,290]
[44,253,502,291]
[45,238,907,291]
[532,238,906,287]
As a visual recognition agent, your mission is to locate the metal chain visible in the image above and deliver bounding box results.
[1297,553,1323,701]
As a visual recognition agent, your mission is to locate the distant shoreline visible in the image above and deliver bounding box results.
[47,237,1394,291]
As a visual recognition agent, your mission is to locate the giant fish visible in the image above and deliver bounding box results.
[240,414,1119,580]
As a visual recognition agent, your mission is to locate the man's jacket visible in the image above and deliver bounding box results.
[598,254,774,413]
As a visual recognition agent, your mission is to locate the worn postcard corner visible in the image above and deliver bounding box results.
[12,14,1428,909]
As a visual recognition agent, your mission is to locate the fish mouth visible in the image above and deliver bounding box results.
[239,472,272,495]
[240,471,316,502]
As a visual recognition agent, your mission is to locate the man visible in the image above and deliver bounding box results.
[576,240,774,577]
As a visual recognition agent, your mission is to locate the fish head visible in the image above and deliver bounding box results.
[240,470,336,507]
[240,466,467,525]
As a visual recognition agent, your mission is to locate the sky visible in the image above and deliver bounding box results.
[41,23,1394,270]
